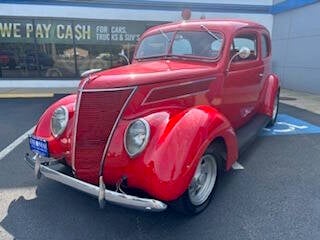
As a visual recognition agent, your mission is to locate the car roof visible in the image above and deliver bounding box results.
[142,19,268,38]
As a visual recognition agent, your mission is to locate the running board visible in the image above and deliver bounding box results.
[236,114,270,154]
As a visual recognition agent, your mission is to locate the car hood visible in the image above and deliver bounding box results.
[83,59,218,89]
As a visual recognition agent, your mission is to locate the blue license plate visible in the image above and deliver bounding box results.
[29,136,49,157]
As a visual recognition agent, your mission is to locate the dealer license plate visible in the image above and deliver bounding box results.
[29,135,49,157]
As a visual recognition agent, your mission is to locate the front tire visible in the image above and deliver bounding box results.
[170,146,222,215]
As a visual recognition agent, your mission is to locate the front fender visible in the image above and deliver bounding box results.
[33,94,76,162]
[140,105,237,201]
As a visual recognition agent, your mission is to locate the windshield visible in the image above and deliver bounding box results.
[135,30,224,60]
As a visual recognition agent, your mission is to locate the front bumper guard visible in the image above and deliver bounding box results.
[25,154,167,212]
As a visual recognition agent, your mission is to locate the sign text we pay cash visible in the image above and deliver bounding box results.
[0,22,91,40]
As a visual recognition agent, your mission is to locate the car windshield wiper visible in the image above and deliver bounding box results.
[135,55,168,61]
[200,24,220,40]
[136,53,181,61]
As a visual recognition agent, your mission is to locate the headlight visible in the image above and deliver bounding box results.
[124,118,150,157]
[51,106,69,137]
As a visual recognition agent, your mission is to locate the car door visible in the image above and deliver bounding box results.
[221,29,264,129]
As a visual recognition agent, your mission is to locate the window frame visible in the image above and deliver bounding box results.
[261,32,271,59]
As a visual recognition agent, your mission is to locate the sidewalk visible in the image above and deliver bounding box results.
[0,87,76,98]
[0,79,78,97]
[0,87,319,115]
[280,89,320,115]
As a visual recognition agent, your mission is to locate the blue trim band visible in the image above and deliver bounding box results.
[0,0,271,14]
[271,0,320,14]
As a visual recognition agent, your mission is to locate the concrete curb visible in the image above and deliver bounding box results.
[0,93,55,98]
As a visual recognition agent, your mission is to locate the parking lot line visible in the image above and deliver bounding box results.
[0,126,35,161]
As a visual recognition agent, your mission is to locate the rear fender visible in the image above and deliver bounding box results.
[142,105,238,201]
[259,74,280,116]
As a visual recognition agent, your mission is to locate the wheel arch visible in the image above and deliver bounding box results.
[141,105,238,201]
[208,136,227,169]
[33,94,76,160]
[259,73,280,117]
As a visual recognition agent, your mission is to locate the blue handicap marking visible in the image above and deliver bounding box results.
[261,114,320,136]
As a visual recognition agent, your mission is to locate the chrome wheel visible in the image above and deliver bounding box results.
[188,154,217,206]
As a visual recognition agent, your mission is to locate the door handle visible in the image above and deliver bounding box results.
[259,73,264,77]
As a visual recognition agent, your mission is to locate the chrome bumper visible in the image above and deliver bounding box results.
[25,154,167,212]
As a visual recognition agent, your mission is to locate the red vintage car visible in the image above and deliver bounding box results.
[26,19,280,215]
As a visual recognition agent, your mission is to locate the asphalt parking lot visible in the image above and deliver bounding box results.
[1,96,320,240]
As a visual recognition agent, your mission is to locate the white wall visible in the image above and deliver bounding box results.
[272,2,320,94]
[0,3,273,32]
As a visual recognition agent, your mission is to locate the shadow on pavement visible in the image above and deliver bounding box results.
[0,167,247,240]
[0,185,210,240]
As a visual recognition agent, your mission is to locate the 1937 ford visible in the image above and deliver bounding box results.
[26,19,280,215]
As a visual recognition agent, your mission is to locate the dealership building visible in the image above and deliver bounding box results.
[0,0,319,93]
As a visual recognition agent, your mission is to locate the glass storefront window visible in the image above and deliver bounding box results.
[0,19,39,78]
[36,43,76,77]
[74,20,141,74]
[34,19,76,78]
[0,17,164,79]
[0,43,40,78]
[75,44,114,75]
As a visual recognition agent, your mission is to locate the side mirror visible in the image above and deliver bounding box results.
[226,46,251,74]
[118,49,130,65]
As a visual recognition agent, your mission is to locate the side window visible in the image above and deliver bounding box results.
[261,34,270,58]
[231,33,257,62]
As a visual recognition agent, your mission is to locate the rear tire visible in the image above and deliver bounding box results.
[267,90,279,127]
[170,145,223,215]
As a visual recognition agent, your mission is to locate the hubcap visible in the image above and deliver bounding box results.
[272,95,278,121]
[188,154,217,206]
